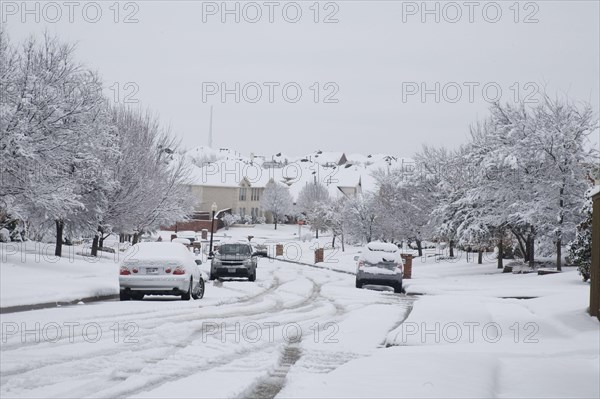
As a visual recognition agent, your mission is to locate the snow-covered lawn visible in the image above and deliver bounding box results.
[0,242,120,309]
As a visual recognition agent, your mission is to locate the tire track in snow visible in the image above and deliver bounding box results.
[109,274,326,398]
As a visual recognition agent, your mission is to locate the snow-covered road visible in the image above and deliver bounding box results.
[1,259,413,398]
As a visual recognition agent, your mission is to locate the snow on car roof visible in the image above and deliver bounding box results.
[123,242,193,262]
[366,241,399,252]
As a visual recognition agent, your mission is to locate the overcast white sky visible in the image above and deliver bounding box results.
[2,1,599,157]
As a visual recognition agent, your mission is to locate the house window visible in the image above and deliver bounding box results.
[240,207,246,217]
[251,188,260,201]
[239,187,247,201]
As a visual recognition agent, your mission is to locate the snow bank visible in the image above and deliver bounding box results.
[0,242,120,308]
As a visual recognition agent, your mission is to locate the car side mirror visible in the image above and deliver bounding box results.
[353,256,359,261]
[195,259,202,265]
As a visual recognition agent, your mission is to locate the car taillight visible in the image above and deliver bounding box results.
[173,267,185,275]
[165,267,172,274]
[132,267,138,274]
[120,266,131,275]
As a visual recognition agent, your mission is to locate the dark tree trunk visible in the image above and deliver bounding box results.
[119,233,124,243]
[416,239,423,257]
[556,185,564,272]
[91,234,99,257]
[332,234,336,248]
[497,238,503,269]
[514,234,526,260]
[525,236,531,264]
[341,232,345,252]
[556,239,562,271]
[478,249,483,264]
[316,229,319,239]
[449,240,454,258]
[55,220,64,257]
[528,236,535,268]
[98,228,105,248]
[132,232,140,245]
[274,217,278,230]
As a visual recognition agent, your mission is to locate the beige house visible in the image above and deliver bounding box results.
[188,177,266,221]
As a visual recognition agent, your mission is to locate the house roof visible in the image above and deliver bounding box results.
[185,147,410,200]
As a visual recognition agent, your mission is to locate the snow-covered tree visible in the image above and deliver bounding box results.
[370,164,437,255]
[417,145,470,258]
[260,180,293,230]
[321,196,349,251]
[296,182,330,238]
[0,32,194,254]
[101,106,194,246]
[529,96,597,269]
[424,96,597,269]
[345,192,379,244]
[467,98,597,268]
[0,32,113,256]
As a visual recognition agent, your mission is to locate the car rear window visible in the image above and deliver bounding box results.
[219,244,251,255]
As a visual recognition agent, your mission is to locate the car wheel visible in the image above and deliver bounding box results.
[131,292,144,300]
[192,278,205,299]
[181,278,192,300]
[119,291,130,301]
[248,272,256,282]
[394,283,403,294]
[355,279,363,289]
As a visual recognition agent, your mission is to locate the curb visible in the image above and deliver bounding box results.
[266,256,356,276]
[0,294,119,314]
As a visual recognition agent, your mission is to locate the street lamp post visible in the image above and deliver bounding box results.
[209,202,218,257]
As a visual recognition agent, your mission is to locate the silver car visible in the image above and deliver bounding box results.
[355,241,404,293]
[210,243,258,281]
[119,242,205,301]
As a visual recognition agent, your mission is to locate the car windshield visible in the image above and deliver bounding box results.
[219,244,251,255]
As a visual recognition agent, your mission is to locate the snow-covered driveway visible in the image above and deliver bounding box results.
[0,259,413,398]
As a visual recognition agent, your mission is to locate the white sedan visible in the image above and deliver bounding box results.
[119,242,205,301]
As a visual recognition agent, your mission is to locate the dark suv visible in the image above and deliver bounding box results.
[210,243,258,281]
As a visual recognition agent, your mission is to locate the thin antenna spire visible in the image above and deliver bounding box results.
[208,105,213,148]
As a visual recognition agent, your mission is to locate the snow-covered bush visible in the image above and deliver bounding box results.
[243,215,253,224]
[222,213,240,229]
[10,228,24,242]
[0,228,10,242]
[256,216,266,224]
